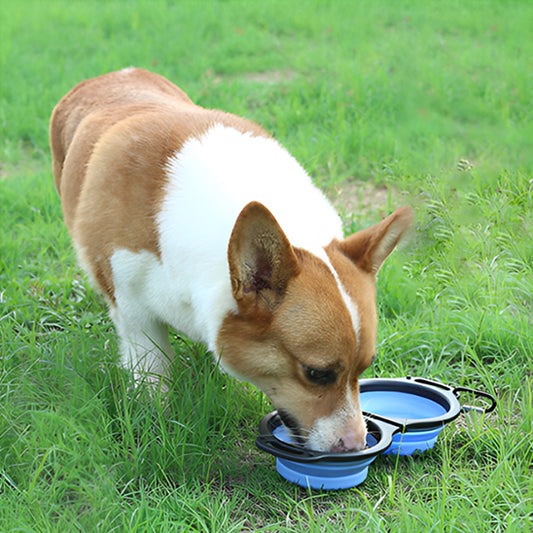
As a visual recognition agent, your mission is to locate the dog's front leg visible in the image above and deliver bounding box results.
[109,305,174,386]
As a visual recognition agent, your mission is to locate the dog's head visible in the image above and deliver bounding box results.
[218,202,412,452]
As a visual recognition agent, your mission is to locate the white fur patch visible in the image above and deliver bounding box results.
[319,252,361,348]
[110,248,213,346]
[162,124,344,249]
[158,124,346,349]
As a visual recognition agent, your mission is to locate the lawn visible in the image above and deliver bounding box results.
[1,0,532,531]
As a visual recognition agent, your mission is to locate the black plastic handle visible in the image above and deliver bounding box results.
[411,376,454,392]
[453,386,497,414]
[411,376,497,414]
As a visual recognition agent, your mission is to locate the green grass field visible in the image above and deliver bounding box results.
[1,0,532,531]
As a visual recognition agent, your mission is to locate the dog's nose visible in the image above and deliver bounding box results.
[330,428,367,453]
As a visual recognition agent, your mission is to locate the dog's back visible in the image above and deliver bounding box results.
[50,68,193,214]
[50,67,270,298]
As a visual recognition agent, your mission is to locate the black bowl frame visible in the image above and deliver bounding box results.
[256,411,399,463]
[256,376,496,463]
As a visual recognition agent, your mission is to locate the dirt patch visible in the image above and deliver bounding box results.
[242,70,296,84]
[199,69,296,90]
[0,145,48,179]
[326,179,393,220]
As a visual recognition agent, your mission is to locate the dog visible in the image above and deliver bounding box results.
[50,68,412,453]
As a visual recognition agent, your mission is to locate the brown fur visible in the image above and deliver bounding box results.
[50,68,267,300]
[218,246,358,429]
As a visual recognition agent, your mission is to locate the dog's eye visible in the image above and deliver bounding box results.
[304,365,337,386]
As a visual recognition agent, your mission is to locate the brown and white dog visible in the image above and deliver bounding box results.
[50,68,412,453]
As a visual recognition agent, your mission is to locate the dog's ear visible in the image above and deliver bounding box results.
[228,202,300,315]
[339,206,413,274]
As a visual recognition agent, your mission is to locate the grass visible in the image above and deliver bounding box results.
[1,0,532,531]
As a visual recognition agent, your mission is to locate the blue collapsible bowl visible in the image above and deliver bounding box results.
[256,376,496,489]
[359,376,496,455]
[256,412,398,490]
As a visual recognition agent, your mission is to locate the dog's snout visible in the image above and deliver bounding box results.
[329,426,367,453]
[306,404,368,452]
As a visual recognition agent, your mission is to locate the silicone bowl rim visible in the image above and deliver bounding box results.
[358,376,462,430]
[256,411,399,463]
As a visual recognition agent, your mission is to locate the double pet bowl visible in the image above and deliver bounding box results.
[256,376,496,490]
